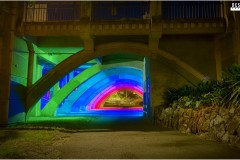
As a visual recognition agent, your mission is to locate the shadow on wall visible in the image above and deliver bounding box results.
[8,81,26,124]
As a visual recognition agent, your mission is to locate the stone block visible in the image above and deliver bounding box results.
[197,116,205,133]
[179,117,184,126]
[229,107,235,115]
[237,125,240,137]
[235,107,240,116]
[210,111,218,120]
[183,115,190,124]
[216,124,226,140]
[210,115,224,128]
[204,113,211,119]
[227,116,240,135]
[186,108,193,117]
[222,132,230,143]
[202,119,210,132]
[172,111,179,128]
[219,107,229,117]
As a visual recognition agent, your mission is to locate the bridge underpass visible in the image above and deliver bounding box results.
[0,1,239,158]
[24,54,151,122]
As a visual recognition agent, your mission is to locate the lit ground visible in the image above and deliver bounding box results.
[1,112,240,159]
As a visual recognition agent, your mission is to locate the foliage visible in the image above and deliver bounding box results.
[163,85,193,106]
[222,64,240,107]
[163,64,240,109]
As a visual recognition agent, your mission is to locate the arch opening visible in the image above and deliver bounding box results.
[99,89,143,109]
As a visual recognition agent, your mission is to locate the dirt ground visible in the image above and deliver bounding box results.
[1,115,240,159]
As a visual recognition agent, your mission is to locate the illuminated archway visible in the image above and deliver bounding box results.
[56,75,143,115]
[69,74,143,111]
[39,63,143,116]
[74,80,143,111]
[26,42,204,112]
[91,87,143,110]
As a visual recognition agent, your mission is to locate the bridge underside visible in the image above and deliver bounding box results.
[1,1,239,126]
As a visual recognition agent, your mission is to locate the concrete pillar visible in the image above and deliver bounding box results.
[0,2,17,127]
[143,57,152,119]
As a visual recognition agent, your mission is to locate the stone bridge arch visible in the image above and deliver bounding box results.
[26,42,204,111]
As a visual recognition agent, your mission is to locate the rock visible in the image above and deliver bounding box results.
[228,135,238,144]
[219,107,228,117]
[222,132,230,143]
[210,115,224,127]
[165,107,173,116]
[155,105,240,148]
[222,115,230,123]
[205,113,211,119]
[172,114,179,129]
[202,119,210,132]
[229,107,235,115]
[191,119,198,134]
[186,127,191,133]
[183,116,190,124]
[178,117,184,127]
[192,110,198,118]
[235,107,240,116]
[234,137,240,149]
[197,116,205,133]
[178,108,185,117]
[210,111,218,120]
[168,117,172,128]
[186,108,193,117]
[174,108,179,114]
[237,125,240,137]
[216,124,226,140]
[227,116,240,135]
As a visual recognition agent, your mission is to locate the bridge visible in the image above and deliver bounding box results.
[0,1,239,126]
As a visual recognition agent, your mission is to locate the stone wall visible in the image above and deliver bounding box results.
[154,105,240,148]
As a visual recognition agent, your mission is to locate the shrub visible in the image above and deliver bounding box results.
[163,85,193,106]
[163,64,240,109]
[222,64,240,107]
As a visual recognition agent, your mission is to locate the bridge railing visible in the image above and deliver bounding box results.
[162,1,224,20]
[91,2,150,21]
[24,1,225,23]
[24,2,81,22]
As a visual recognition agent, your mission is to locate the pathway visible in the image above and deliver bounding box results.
[58,114,240,159]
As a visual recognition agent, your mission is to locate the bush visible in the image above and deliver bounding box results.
[162,64,240,109]
[163,85,194,106]
[222,64,240,107]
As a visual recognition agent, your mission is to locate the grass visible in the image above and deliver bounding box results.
[1,114,145,158]
[0,129,66,159]
[11,116,100,131]
[0,116,99,159]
